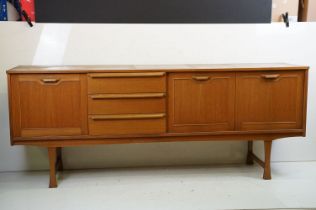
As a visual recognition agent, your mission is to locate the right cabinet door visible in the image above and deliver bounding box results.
[168,72,235,133]
[236,71,305,131]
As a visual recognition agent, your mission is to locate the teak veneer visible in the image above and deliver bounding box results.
[6,63,309,188]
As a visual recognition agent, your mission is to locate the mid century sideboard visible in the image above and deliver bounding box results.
[6,64,309,188]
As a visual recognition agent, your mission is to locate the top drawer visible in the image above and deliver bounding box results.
[88,72,166,94]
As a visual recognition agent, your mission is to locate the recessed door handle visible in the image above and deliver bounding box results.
[192,76,210,81]
[261,74,280,79]
[41,78,60,83]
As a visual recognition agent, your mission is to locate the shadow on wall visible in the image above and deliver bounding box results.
[61,141,248,170]
[24,147,48,170]
[20,141,249,171]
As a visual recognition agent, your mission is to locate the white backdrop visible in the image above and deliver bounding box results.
[0,22,315,172]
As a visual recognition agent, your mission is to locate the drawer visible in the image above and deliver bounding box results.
[88,72,166,94]
[89,113,166,135]
[88,93,166,114]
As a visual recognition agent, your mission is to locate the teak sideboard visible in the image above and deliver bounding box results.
[6,64,309,188]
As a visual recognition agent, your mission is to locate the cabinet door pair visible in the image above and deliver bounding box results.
[168,71,305,133]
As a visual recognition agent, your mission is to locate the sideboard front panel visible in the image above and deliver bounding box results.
[6,65,308,144]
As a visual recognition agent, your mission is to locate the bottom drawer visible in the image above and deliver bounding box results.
[89,114,166,135]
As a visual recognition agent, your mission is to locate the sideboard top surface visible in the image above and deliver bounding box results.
[7,63,309,74]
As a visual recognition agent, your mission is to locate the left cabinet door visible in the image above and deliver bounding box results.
[9,74,88,138]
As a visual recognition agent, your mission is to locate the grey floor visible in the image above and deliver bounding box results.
[0,162,316,210]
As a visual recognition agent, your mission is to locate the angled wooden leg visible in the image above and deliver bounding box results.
[246,140,273,180]
[48,147,58,188]
[246,141,254,165]
[263,140,273,180]
[57,147,63,171]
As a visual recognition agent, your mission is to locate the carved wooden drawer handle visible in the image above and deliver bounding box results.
[41,78,60,83]
[90,113,166,120]
[261,74,280,79]
[91,93,166,99]
[192,76,210,81]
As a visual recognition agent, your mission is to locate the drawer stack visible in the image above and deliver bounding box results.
[87,72,166,135]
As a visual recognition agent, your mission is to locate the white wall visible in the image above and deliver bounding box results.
[0,22,316,172]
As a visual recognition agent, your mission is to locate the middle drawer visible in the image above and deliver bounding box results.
[88,93,166,114]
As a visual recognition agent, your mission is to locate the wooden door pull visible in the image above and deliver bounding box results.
[90,93,166,99]
[192,76,210,81]
[90,113,166,120]
[41,78,60,83]
[262,74,280,79]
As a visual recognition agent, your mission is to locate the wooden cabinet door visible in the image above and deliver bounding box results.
[10,74,88,138]
[168,72,235,133]
[236,71,305,131]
